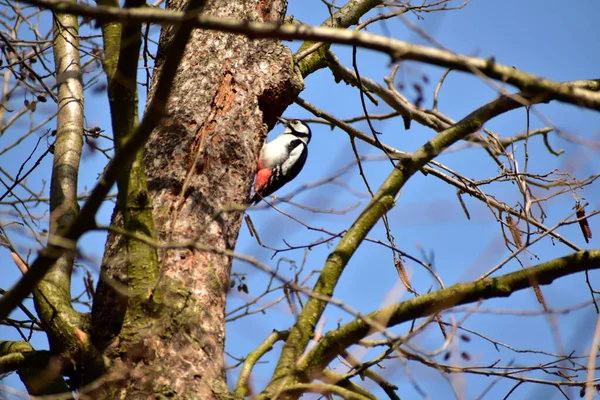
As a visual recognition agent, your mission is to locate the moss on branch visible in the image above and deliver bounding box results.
[0,341,70,396]
[299,250,600,378]
[261,84,596,398]
[294,0,384,77]
[103,0,162,332]
[234,330,289,397]
[29,3,106,389]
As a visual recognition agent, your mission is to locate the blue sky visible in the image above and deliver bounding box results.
[1,0,600,399]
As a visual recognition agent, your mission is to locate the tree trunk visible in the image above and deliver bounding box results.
[90,0,303,397]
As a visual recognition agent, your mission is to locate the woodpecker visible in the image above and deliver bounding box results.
[249,117,311,205]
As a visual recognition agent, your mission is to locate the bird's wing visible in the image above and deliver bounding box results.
[250,137,308,205]
[280,140,306,176]
[260,140,307,199]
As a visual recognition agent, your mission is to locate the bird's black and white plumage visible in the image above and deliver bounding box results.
[249,117,311,205]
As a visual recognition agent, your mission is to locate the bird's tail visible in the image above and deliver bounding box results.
[247,193,262,205]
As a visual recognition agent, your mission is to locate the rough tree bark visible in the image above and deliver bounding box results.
[90,0,303,397]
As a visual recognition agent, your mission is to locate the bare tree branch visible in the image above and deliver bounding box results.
[0,340,70,396]
[0,0,201,323]
[262,80,596,397]
[299,250,600,388]
[29,2,97,380]
[16,0,600,111]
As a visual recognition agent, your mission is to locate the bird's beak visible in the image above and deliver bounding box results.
[276,116,288,125]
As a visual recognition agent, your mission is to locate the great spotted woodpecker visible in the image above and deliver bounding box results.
[249,117,311,205]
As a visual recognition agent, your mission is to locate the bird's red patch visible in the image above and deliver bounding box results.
[254,169,272,193]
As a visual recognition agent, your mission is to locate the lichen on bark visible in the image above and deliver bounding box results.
[90,0,304,397]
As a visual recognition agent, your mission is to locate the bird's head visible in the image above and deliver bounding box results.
[277,116,311,144]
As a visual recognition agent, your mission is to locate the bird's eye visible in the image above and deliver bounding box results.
[292,119,300,125]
